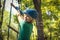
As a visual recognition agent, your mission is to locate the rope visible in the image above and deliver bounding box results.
[7,0,13,40]
[8,0,21,40]
[17,0,21,40]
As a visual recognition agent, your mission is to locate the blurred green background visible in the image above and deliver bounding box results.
[0,0,60,40]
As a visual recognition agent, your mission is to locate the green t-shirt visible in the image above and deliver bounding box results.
[18,19,33,40]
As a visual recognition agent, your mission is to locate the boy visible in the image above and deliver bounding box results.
[11,3,38,40]
[17,9,38,40]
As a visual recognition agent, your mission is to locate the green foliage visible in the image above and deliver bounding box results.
[42,0,60,40]
[1,0,60,40]
[20,0,34,10]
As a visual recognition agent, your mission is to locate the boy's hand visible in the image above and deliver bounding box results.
[11,3,18,10]
[11,3,22,16]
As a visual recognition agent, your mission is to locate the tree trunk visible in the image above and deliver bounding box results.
[33,0,44,40]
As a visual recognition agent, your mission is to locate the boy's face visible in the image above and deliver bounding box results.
[23,14,33,22]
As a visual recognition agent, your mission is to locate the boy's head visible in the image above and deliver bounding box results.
[23,9,38,22]
[15,7,38,22]
[23,14,33,22]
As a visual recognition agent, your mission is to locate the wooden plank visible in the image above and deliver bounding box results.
[7,25,19,34]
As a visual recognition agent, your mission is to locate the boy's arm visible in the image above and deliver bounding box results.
[11,3,23,22]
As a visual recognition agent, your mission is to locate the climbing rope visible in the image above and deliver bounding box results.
[7,0,13,40]
[8,0,22,40]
